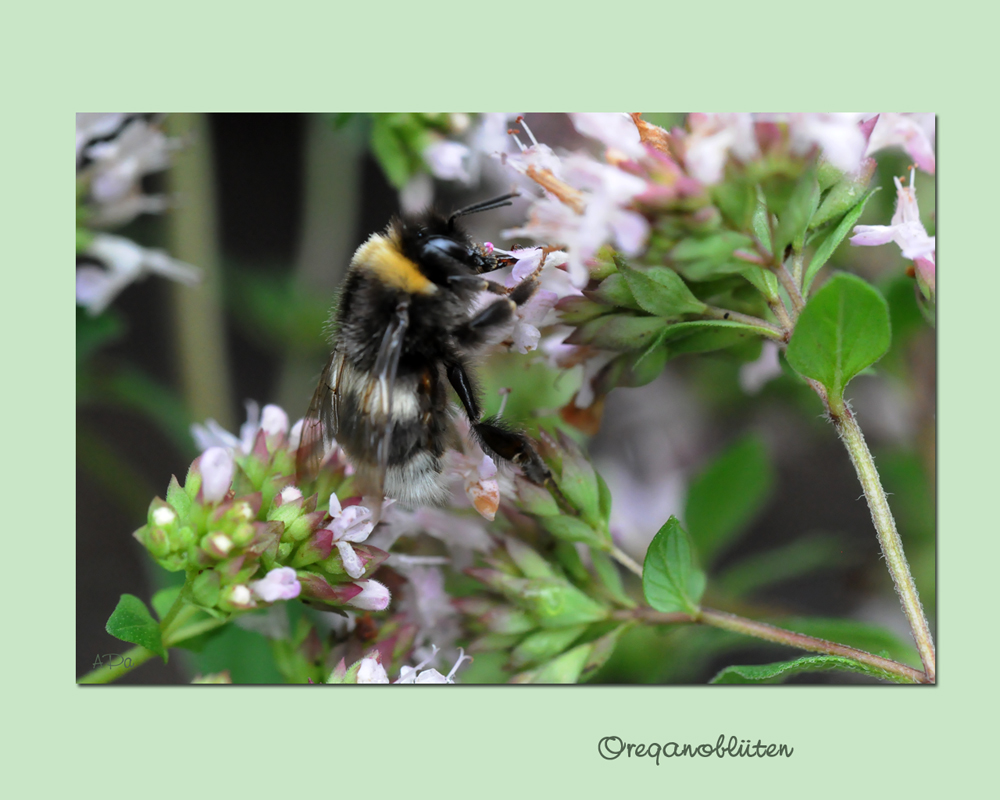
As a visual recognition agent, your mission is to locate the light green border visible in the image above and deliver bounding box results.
[7,1,992,796]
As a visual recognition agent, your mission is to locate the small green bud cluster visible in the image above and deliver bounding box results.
[462,534,629,684]
[133,427,386,615]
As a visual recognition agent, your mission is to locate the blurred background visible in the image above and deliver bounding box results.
[76,113,935,683]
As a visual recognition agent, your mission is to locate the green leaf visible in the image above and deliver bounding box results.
[669,232,754,281]
[684,436,775,564]
[803,189,879,294]
[587,273,643,311]
[742,266,780,301]
[751,189,772,252]
[614,254,707,317]
[541,516,606,548]
[590,548,635,608]
[715,534,849,597]
[660,318,776,342]
[773,168,820,257]
[509,625,588,669]
[370,115,413,189]
[565,314,665,351]
[525,643,592,683]
[710,655,912,684]
[785,273,891,411]
[712,178,756,230]
[642,517,706,615]
[106,594,167,660]
[579,624,631,682]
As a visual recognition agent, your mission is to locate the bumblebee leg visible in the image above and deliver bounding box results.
[446,358,551,486]
[473,417,551,486]
[446,360,483,421]
[456,276,541,346]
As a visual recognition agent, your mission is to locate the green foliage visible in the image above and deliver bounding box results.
[76,306,124,367]
[684,436,775,564]
[229,268,333,355]
[370,114,431,189]
[106,595,166,660]
[804,189,879,293]
[772,167,819,257]
[642,517,706,615]
[614,254,707,317]
[785,273,891,412]
[710,654,911,684]
[715,534,849,597]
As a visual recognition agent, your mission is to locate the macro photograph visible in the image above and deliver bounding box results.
[75,112,936,685]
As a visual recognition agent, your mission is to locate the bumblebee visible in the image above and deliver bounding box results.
[297,193,550,507]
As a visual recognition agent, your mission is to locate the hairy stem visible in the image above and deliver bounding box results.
[702,306,786,341]
[831,403,936,681]
[774,261,805,316]
[612,607,928,684]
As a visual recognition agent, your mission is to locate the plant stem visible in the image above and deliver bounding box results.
[702,306,786,341]
[165,113,235,431]
[158,573,195,635]
[831,403,936,681]
[774,261,805,316]
[612,607,928,684]
[610,544,643,578]
[77,614,229,684]
[698,609,927,684]
[78,646,157,684]
[790,251,804,290]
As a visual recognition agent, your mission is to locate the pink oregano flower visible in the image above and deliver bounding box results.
[251,567,302,602]
[325,494,377,579]
[850,167,935,261]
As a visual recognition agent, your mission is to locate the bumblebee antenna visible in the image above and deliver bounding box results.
[448,192,520,227]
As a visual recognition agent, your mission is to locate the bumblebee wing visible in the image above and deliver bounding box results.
[295,351,344,483]
[368,301,410,494]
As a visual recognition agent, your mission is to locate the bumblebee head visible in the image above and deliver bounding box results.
[395,193,519,284]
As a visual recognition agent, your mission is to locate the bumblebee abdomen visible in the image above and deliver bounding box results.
[334,354,454,507]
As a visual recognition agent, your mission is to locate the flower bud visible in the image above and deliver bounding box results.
[355,653,390,684]
[149,501,177,529]
[166,475,191,518]
[284,510,326,543]
[289,528,334,568]
[250,566,302,602]
[346,579,391,611]
[135,524,171,559]
[260,404,289,437]
[201,531,234,559]
[199,447,235,504]
[220,583,256,612]
[297,571,363,605]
